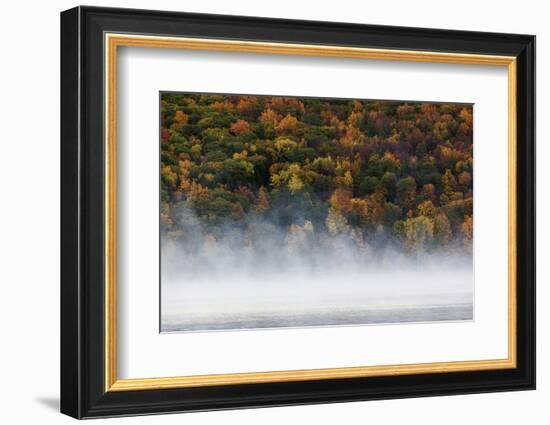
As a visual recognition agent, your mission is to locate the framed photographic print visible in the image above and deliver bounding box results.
[60,6,535,419]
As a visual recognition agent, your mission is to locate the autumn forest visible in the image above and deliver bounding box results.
[160,93,473,260]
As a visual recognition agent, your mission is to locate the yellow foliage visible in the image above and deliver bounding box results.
[187,181,209,199]
[347,111,363,127]
[233,150,248,160]
[394,216,434,251]
[161,166,177,188]
[288,175,304,194]
[335,170,353,188]
[178,159,192,177]
[460,108,473,126]
[326,207,349,235]
[274,138,298,152]
[434,212,452,245]
[417,200,437,218]
[461,215,474,245]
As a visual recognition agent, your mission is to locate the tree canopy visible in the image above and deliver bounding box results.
[160,93,473,254]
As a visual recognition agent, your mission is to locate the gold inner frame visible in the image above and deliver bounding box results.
[104,33,517,392]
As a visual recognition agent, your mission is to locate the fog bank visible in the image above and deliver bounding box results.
[160,212,473,332]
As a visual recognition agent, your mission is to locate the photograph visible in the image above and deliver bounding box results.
[159,93,475,332]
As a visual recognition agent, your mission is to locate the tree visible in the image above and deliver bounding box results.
[442,169,457,198]
[394,216,434,251]
[189,190,244,226]
[161,165,178,190]
[350,196,383,227]
[359,176,380,195]
[326,207,350,235]
[230,119,251,135]
[274,137,298,153]
[340,126,364,150]
[461,215,473,251]
[236,97,260,118]
[259,108,281,129]
[417,200,437,219]
[381,202,401,228]
[275,114,300,135]
[329,188,353,214]
[170,110,189,131]
[288,175,305,195]
[396,176,417,211]
[255,186,270,214]
[458,171,472,187]
[381,172,397,199]
[285,221,314,254]
[218,158,254,190]
[433,212,452,245]
[421,183,436,202]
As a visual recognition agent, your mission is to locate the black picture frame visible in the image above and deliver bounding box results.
[61,5,535,419]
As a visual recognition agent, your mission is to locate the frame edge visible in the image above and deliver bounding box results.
[516,34,536,391]
[60,6,83,420]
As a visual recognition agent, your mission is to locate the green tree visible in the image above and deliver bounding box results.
[359,176,380,195]
[396,176,417,211]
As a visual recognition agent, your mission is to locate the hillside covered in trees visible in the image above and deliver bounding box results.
[160,93,473,258]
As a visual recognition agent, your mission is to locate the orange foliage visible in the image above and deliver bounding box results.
[230,119,252,135]
[275,114,299,135]
[329,188,353,214]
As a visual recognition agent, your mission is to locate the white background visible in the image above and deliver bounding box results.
[0,0,545,424]
[118,47,508,378]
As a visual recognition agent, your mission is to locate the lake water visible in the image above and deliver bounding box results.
[162,303,473,332]
[161,268,473,333]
